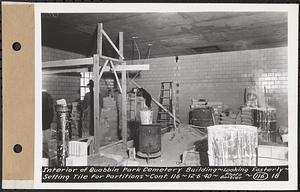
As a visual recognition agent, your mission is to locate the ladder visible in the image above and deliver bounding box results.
[157,82,173,132]
[128,88,146,121]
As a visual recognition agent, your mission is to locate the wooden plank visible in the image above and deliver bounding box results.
[98,140,134,151]
[99,140,123,150]
[98,24,103,56]
[42,57,93,68]
[93,23,103,153]
[42,64,148,74]
[114,64,149,71]
[110,60,123,94]
[43,61,148,74]
[97,59,109,81]
[120,31,128,149]
[102,29,124,60]
[99,55,124,64]
[129,79,181,124]
[42,68,88,75]
[93,54,100,153]
[101,64,149,72]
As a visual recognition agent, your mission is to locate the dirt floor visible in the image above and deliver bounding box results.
[88,123,207,166]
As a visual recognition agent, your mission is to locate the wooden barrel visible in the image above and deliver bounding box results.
[137,124,161,158]
[207,125,258,166]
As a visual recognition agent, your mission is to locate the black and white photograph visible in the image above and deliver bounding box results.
[37,3,297,189]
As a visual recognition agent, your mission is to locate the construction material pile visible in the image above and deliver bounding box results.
[99,96,119,146]
[219,108,241,125]
[207,124,258,166]
[241,107,254,125]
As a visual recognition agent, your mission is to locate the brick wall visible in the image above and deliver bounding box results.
[131,47,288,127]
[42,75,81,103]
[42,46,85,103]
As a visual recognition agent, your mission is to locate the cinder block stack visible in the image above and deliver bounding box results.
[207,102,223,125]
[100,78,115,97]
[241,107,254,125]
[219,112,237,124]
[99,96,119,146]
[190,99,207,109]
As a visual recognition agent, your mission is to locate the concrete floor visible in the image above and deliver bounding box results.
[89,124,207,166]
[88,123,288,167]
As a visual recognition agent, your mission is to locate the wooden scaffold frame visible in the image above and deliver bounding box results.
[42,23,150,152]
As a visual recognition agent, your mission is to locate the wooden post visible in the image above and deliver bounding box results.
[93,54,100,153]
[119,32,127,149]
[93,23,103,153]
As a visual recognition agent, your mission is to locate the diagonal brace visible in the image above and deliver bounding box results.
[109,60,123,94]
[98,59,109,81]
[102,29,125,60]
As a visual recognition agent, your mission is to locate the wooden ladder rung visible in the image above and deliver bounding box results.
[157,81,174,126]
[157,119,171,122]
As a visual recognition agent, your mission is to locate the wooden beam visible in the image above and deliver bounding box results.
[42,57,93,68]
[129,79,181,124]
[93,54,100,153]
[99,140,123,151]
[99,55,124,64]
[102,29,125,60]
[93,23,103,153]
[42,68,88,75]
[98,59,109,81]
[112,64,149,71]
[42,63,149,73]
[99,140,134,151]
[120,31,128,149]
[101,64,149,72]
[98,24,103,57]
[110,60,123,94]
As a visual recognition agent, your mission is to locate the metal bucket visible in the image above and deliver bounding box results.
[55,104,71,166]
[140,110,153,125]
[207,124,258,166]
[137,124,161,158]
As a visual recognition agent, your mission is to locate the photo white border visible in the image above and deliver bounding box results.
[28,2,299,190]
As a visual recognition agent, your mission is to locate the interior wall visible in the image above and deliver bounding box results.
[42,46,84,103]
[131,47,288,127]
